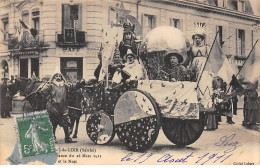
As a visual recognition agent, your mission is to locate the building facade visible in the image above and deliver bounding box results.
[0,0,259,81]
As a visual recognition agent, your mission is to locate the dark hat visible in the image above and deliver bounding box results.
[164,52,184,65]
[123,23,135,34]
[123,49,137,60]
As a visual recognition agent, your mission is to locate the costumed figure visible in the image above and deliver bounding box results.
[188,22,208,81]
[161,52,187,82]
[119,23,137,62]
[108,46,124,80]
[122,49,148,81]
[214,79,234,125]
[39,71,81,143]
[244,82,258,127]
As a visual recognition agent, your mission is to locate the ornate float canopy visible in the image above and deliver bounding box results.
[142,26,190,53]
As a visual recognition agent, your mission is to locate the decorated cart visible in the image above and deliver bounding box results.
[83,26,216,151]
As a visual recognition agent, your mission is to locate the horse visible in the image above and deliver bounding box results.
[7,76,47,111]
[67,87,83,138]
[9,76,85,139]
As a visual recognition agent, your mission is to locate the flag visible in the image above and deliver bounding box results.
[204,38,235,84]
[239,40,259,84]
[19,20,37,37]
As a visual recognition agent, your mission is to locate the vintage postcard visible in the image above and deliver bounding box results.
[0,0,259,166]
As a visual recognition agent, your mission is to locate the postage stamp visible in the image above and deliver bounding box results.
[14,110,56,158]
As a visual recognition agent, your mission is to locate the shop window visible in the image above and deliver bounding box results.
[19,58,39,78]
[60,58,83,83]
[31,58,39,77]
[20,59,28,78]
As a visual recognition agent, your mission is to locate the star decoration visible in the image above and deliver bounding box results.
[116,116,158,151]
[149,118,153,124]
[143,98,146,102]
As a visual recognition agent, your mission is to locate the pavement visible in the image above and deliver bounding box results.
[0,108,259,165]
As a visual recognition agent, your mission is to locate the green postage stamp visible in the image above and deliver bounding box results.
[15,110,56,158]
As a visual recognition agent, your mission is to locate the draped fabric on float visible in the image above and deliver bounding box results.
[137,80,199,119]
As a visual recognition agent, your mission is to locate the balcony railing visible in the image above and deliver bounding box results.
[56,29,87,48]
[8,30,45,50]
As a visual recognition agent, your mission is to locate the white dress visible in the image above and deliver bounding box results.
[189,45,208,77]
[123,61,148,80]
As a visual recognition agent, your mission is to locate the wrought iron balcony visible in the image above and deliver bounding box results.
[8,30,45,50]
[56,29,87,48]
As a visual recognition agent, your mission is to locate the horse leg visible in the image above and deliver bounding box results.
[73,118,80,138]
[70,116,75,136]
[53,123,58,143]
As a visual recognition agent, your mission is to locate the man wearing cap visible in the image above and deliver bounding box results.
[162,53,187,82]
[122,49,147,81]
[39,72,83,143]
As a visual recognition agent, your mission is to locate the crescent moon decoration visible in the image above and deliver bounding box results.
[148,129,155,140]
[87,112,115,145]
[87,113,102,144]
[90,132,97,138]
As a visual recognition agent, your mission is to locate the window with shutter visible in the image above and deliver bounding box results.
[32,8,40,35]
[236,29,245,56]
[142,14,156,38]
[170,18,182,30]
[22,10,29,25]
[62,4,81,30]
[61,4,83,44]
[2,17,8,41]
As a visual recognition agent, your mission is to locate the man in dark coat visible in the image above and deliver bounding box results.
[161,53,187,82]
[0,76,10,118]
[244,83,258,126]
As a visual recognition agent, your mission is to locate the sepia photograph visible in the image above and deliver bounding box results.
[0,0,259,165]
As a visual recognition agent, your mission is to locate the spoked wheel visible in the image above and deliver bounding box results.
[114,89,160,152]
[86,111,115,145]
[162,117,204,146]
